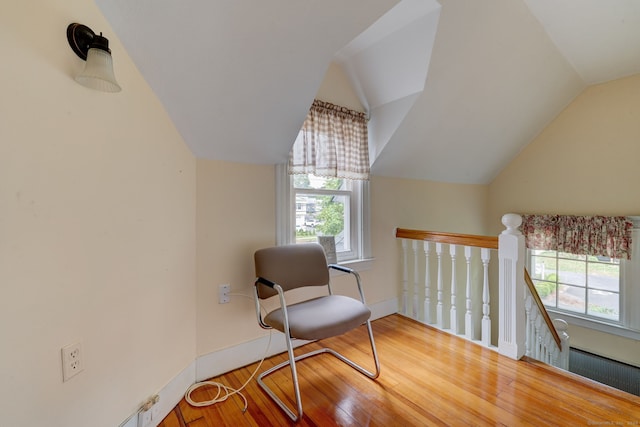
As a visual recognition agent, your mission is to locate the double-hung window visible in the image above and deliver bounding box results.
[276,99,371,264]
[528,250,621,321]
[277,169,369,263]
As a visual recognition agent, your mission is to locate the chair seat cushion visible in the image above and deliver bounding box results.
[264,295,371,341]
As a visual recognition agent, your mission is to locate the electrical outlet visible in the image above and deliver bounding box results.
[138,408,152,427]
[61,342,84,382]
[218,283,230,304]
[151,402,161,423]
[138,394,159,427]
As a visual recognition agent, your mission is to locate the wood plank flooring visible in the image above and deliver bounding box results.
[159,315,640,426]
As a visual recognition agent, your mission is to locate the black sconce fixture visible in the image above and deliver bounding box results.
[67,23,121,93]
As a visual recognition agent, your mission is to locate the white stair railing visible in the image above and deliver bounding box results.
[396,214,570,370]
[524,268,570,370]
[396,229,499,349]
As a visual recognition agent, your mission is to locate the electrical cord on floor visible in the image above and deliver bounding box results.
[184,292,272,413]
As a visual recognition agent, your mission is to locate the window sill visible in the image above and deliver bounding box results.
[330,258,374,276]
[547,309,640,341]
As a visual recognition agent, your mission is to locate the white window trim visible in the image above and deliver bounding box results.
[545,310,640,341]
[275,164,373,270]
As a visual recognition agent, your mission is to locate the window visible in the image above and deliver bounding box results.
[276,166,370,263]
[525,219,640,337]
[276,99,372,265]
[528,250,621,322]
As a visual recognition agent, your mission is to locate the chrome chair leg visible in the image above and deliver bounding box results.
[256,321,380,422]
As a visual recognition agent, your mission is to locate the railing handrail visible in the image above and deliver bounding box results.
[395,228,499,249]
[524,268,562,349]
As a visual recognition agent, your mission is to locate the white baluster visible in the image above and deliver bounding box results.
[413,240,420,319]
[450,244,458,334]
[534,314,543,360]
[436,243,444,328]
[553,319,570,370]
[424,241,432,324]
[529,307,539,358]
[524,294,533,357]
[481,248,491,347]
[464,246,474,340]
[542,330,550,363]
[401,239,409,315]
[548,333,557,365]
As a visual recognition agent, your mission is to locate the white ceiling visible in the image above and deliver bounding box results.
[96,0,640,184]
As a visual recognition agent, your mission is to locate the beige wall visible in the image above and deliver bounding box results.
[369,175,491,307]
[372,176,490,236]
[0,2,196,427]
[196,160,276,354]
[489,74,640,366]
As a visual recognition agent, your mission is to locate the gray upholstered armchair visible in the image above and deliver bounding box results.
[253,243,380,421]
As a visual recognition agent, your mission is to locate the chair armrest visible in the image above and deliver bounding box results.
[256,276,277,288]
[254,276,286,330]
[328,264,367,304]
[329,264,354,274]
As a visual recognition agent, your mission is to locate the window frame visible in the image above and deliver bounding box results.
[276,164,371,266]
[293,184,357,260]
[527,249,622,324]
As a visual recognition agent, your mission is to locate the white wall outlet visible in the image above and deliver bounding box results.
[150,402,161,423]
[218,283,230,304]
[61,341,84,382]
[138,408,152,427]
[138,394,159,427]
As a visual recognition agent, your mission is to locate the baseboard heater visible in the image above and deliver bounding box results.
[569,348,640,397]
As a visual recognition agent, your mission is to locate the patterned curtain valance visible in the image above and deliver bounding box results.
[520,214,633,260]
[288,99,370,180]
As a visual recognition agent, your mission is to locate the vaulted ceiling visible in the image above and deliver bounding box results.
[96,0,640,184]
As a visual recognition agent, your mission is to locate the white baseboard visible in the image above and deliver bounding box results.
[369,297,399,321]
[196,333,312,382]
[122,297,398,426]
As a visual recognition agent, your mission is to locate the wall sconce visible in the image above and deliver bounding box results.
[67,23,121,93]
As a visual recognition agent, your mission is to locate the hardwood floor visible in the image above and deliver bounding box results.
[159,315,640,426]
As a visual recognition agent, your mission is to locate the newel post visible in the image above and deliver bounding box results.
[498,213,526,360]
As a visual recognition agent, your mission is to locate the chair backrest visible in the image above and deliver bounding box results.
[254,243,330,299]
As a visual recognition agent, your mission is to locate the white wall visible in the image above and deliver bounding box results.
[0,1,196,426]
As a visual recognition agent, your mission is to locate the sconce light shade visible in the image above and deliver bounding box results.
[67,23,121,93]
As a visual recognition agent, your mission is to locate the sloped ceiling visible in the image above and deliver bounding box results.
[96,0,640,184]
[96,0,401,164]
